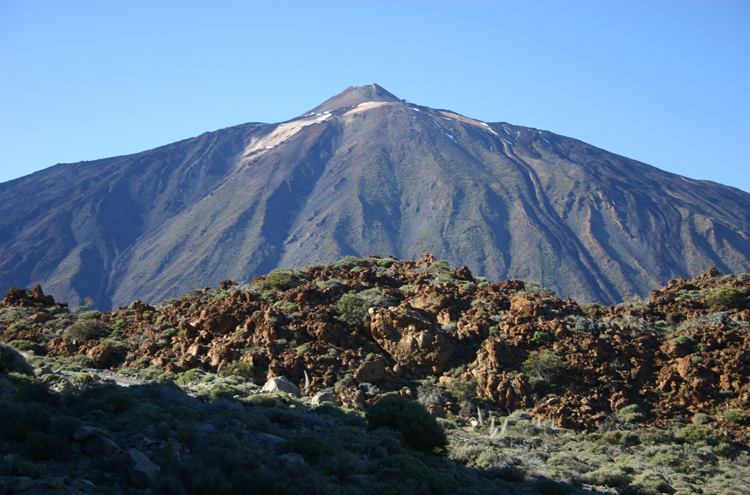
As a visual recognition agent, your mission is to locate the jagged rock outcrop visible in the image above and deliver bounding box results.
[1,257,749,443]
[368,306,454,375]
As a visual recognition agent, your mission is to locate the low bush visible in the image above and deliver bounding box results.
[219,361,254,380]
[280,434,337,466]
[669,335,698,353]
[531,331,551,346]
[79,310,102,320]
[706,287,744,309]
[175,369,206,386]
[723,408,749,424]
[264,269,302,291]
[8,340,44,355]
[7,320,34,333]
[676,424,717,445]
[365,395,447,454]
[0,341,34,376]
[73,355,97,368]
[62,320,109,342]
[335,288,396,330]
[523,349,563,380]
[617,404,646,424]
[25,431,71,461]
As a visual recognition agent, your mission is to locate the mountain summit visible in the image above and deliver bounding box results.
[1,85,749,309]
[308,83,402,114]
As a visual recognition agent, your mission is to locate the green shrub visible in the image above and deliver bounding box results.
[159,328,178,339]
[79,310,102,320]
[296,344,309,355]
[447,378,479,403]
[331,256,361,271]
[74,354,97,369]
[0,341,34,375]
[602,430,640,447]
[617,404,646,424]
[706,287,744,309]
[676,424,717,445]
[7,320,34,333]
[535,477,578,495]
[264,269,301,290]
[523,349,563,380]
[580,303,603,314]
[365,395,447,453]
[219,361,254,380]
[272,301,298,312]
[529,376,549,394]
[335,293,370,330]
[723,408,749,424]
[692,413,712,425]
[280,434,337,466]
[129,356,149,369]
[583,465,631,487]
[8,340,44,354]
[669,335,698,353]
[6,459,48,479]
[176,369,206,386]
[62,320,109,342]
[531,331,551,346]
[375,258,396,268]
[26,431,71,461]
[335,288,396,330]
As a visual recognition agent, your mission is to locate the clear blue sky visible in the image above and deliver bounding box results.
[1,0,749,193]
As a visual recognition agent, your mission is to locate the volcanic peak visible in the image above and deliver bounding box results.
[308,83,402,114]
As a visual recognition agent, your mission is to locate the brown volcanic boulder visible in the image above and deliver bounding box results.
[368,306,453,375]
[202,313,239,335]
[477,338,519,371]
[86,345,113,368]
[2,285,57,308]
[510,294,547,318]
[353,358,386,383]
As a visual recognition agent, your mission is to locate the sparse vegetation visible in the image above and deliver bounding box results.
[0,261,749,494]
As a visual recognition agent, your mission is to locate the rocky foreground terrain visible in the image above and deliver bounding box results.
[0,255,749,494]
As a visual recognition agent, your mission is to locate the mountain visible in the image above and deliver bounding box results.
[2,84,750,309]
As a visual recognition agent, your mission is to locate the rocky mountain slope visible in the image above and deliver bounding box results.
[1,256,749,493]
[2,84,750,309]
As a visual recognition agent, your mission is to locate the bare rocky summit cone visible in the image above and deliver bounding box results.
[1,84,749,310]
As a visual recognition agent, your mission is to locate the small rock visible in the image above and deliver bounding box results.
[311,390,337,406]
[353,359,386,383]
[196,424,216,437]
[8,477,34,492]
[262,376,302,397]
[279,453,306,465]
[129,448,161,488]
[83,436,122,457]
[73,425,107,442]
[45,477,65,490]
[33,365,53,377]
[338,385,365,409]
[3,453,14,463]
[255,432,286,450]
